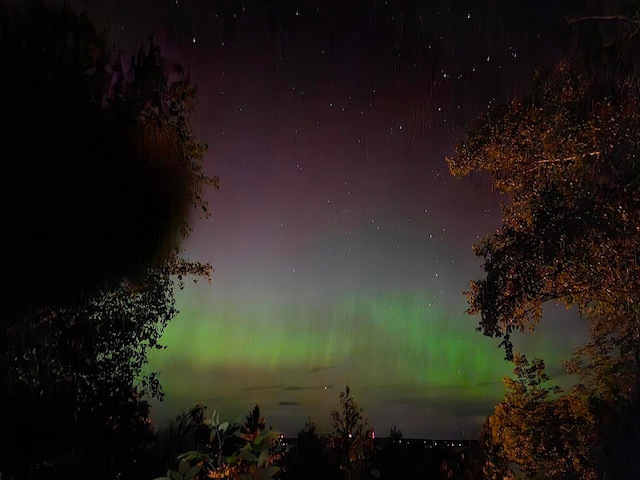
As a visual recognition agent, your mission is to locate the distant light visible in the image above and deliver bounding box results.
[192,36,196,43]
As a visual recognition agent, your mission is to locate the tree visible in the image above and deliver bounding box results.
[566,11,640,79]
[329,386,374,480]
[564,314,640,478]
[1,4,216,478]
[448,58,640,360]
[482,355,598,479]
[1,2,216,322]
[448,14,640,477]
[286,418,326,480]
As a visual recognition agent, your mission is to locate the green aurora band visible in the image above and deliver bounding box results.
[148,286,585,437]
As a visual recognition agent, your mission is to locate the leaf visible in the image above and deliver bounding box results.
[177,451,202,462]
[254,466,281,480]
[184,465,201,480]
[178,459,190,475]
[238,450,257,462]
[256,448,270,468]
[253,429,278,451]
[212,409,219,427]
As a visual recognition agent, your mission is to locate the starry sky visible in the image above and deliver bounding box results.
[76,0,596,438]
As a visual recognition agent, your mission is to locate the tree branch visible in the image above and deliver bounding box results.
[566,15,640,27]
[526,152,600,172]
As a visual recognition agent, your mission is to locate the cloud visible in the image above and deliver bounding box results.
[243,384,285,391]
[310,366,337,373]
[284,384,332,391]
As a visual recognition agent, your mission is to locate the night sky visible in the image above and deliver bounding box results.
[73,0,595,438]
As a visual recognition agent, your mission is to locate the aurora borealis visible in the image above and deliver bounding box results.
[72,0,594,437]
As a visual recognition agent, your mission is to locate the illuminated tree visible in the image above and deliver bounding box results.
[448,58,640,361]
[482,355,598,479]
[448,16,640,476]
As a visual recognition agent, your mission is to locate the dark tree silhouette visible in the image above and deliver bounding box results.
[0,4,216,478]
[1,3,214,322]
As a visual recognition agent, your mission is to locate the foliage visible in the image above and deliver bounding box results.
[482,354,598,479]
[1,265,183,478]
[158,405,286,480]
[448,59,640,359]
[564,314,640,477]
[284,418,326,480]
[2,4,212,319]
[449,15,640,477]
[136,79,219,244]
[1,4,216,478]
[567,11,640,79]
[329,386,375,480]
[388,425,403,442]
[8,266,175,403]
